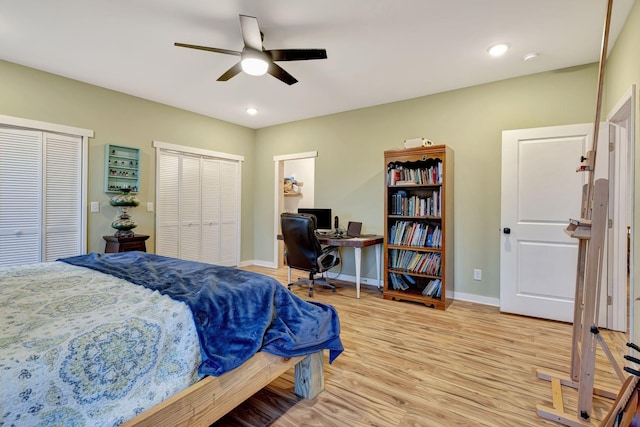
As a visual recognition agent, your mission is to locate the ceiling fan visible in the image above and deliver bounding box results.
[175,14,327,85]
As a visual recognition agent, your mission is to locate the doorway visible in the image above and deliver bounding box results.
[499,86,635,332]
[273,151,318,267]
[606,85,635,334]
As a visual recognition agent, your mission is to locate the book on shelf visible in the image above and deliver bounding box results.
[386,159,444,186]
[389,249,442,275]
[389,221,442,248]
[422,279,442,298]
[388,273,410,291]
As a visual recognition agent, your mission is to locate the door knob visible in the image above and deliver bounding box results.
[503,227,511,235]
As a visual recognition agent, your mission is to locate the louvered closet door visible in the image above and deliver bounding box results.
[180,155,202,261]
[201,158,222,264]
[0,129,42,266]
[220,160,238,266]
[156,152,180,258]
[44,133,82,261]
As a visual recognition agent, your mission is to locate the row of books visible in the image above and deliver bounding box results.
[387,273,443,299]
[389,249,441,275]
[389,221,441,248]
[390,190,441,217]
[386,160,443,186]
[422,279,442,298]
[388,272,414,291]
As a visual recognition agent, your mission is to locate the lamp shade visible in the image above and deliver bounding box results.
[241,49,269,76]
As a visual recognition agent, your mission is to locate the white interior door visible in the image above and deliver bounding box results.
[219,161,239,266]
[155,142,242,266]
[180,155,202,262]
[201,158,222,265]
[500,123,608,322]
[156,151,180,258]
[43,132,83,261]
[0,128,42,266]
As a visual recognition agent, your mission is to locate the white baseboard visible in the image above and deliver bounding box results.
[243,261,499,307]
[327,272,383,288]
[452,291,499,307]
[239,260,276,268]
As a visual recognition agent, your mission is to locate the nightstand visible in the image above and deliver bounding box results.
[103,234,149,253]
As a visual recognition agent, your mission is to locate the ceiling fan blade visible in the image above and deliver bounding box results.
[175,43,241,56]
[239,15,263,51]
[268,49,327,62]
[217,62,243,81]
[268,62,298,85]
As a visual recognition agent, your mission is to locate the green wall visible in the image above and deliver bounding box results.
[604,0,640,340]
[255,67,599,300]
[2,1,638,303]
[0,60,256,259]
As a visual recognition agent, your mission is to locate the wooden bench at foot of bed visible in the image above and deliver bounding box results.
[121,351,325,427]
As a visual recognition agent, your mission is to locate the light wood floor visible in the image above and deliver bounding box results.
[213,266,629,427]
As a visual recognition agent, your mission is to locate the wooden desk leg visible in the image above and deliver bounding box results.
[375,243,382,289]
[354,247,362,299]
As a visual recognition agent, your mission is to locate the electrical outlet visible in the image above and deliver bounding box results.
[473,269,482,281]
[146,202,154,212]
[90,202,99,213]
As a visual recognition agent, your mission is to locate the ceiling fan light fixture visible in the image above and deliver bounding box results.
[241,49,269,76]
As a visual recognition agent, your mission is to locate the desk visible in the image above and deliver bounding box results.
[318,235,384,299]
[279,234,384,299]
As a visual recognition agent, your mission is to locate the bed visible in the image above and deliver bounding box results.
[0,252,343,426]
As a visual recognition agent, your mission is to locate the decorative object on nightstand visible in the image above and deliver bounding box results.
[109,188,140,238]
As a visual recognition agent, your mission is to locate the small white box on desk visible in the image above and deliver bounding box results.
[403,138,434,149]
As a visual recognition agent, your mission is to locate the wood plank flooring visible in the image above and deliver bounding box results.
[213,266,629,427]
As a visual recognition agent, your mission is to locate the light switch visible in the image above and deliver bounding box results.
[146,202,154,212]
[90,202,100,213]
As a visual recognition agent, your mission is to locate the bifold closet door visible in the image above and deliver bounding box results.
[0,128,42,265]
[200,158,239,266]
[156,151,239,266]
[156,151,180,258]
[0,128,83,266]
[201,158,222,265]
[219,160,238,266]
[179,155,202,262]
[43,132,83,261]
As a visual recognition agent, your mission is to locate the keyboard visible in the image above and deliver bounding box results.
[316,231,345,239]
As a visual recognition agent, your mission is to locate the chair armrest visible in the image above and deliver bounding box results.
[317,246,340,270]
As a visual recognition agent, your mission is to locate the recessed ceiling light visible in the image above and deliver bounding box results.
[487,43,510,57]
[246,107,258,115]
[523,52,539,62]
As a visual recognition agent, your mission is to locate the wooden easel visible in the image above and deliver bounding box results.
[535,0,629,425]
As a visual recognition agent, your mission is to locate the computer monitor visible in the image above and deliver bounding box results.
[297,208,332,230]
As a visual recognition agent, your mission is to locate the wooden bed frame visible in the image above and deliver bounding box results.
[121,351,325,427]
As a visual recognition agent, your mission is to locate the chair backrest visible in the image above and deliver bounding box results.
[281,212,323,273]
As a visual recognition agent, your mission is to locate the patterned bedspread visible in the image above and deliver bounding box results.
[0,262,202,427]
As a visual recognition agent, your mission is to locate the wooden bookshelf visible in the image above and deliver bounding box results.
[383,145,454,309]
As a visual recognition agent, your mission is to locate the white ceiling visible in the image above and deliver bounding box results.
[0,0,635,129]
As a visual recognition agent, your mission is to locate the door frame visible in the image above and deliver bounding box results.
[606,85,636,333]
[273,151,317,267]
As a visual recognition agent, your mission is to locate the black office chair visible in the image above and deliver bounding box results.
[280,212,341,297]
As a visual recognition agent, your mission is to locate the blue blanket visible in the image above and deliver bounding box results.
[60,252,343,376]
